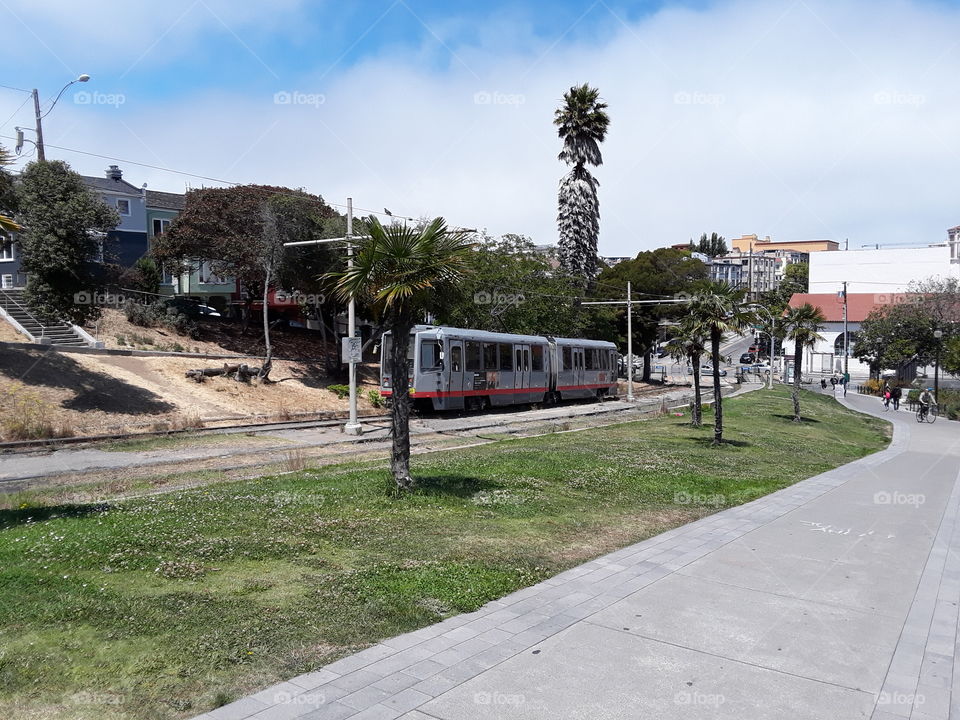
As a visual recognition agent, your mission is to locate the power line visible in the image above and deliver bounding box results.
[0,83,31,94]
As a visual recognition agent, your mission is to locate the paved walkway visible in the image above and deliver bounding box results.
[194,392,960,720]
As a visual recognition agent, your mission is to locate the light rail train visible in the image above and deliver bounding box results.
[379,325,619,411]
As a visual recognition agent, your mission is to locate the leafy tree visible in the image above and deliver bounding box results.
[0,146,18,233]
[555,84,610,284]
[689,282,753,445]
[154,185,343,369]
[15,160,118,323]
[120,257,162,295]
[782,303,826,421]
[666,315,708,426]
[330,218,474,492]
[436,233,589,336]
[694,232,728,258]
[596,248,708,379]
[758,261,808,314]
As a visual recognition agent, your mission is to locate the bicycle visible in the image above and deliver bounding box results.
[916,404,939,423]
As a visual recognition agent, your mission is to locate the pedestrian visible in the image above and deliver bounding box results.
[821,378,827,390]
[883,384,891,409]
[842,371,850,396]
[830,375,838,388]
[891,385,902,411]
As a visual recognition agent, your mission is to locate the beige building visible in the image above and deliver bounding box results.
[731,234,839,254]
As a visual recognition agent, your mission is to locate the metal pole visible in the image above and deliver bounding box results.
[32,89,45,162]
[843,281,849,376]
[344,197,361,435]
[626,281,633,402]
[768,314,775,390]
[935,335,941,405]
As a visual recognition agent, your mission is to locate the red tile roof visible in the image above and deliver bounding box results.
[787,292,915,322]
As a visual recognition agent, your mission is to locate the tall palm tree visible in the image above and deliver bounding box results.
[554,84,610,284]
[782,303,826,422]
[666,316,708,427]
[690,283,754,445]
[330,217,473,491]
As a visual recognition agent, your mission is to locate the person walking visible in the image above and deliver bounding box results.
[882,382,891,409]
[842,371,850,396]
[891,385,902,411]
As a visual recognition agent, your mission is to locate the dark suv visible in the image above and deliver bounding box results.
[739,353,755,364]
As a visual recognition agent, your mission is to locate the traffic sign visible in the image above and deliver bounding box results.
[341,337,362,364]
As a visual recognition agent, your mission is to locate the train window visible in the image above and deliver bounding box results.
[599,349,607,370]
[483,343,498,370]
[524,349,530,371]
[499,343,513,371]
[562,347,572,370]
[585,349,595,370]
[420,340,443,371]
[451,346,462,372]
[516,349,522,371]
[575,348,584,369]
[466,342,482,371]
[532,345,544,371]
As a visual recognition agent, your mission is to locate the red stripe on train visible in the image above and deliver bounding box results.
[381,383,616,398]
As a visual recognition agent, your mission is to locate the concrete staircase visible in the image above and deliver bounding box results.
[0,288,90,346]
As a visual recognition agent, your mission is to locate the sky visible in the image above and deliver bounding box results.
[0,0,958,255]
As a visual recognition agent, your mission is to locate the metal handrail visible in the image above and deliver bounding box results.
[0,288,45,341]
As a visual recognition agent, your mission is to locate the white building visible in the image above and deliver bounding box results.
[809,245,956,294]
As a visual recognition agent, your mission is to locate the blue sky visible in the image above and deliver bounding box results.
[2,0,960,255]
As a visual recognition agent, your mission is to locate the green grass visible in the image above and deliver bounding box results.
[0,389,889,719]
[100,432,282,453]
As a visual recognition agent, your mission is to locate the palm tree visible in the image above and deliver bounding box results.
[690,283,754,445]
[782,303,826,422]
[666,316,708,427]
[330,217,473,491]
[554,84,610,284]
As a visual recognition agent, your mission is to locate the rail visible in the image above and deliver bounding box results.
[0,288,42,342]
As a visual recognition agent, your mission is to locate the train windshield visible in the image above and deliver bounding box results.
[381,333,415,374]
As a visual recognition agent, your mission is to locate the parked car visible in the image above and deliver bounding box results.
[195,305,221,318]
[688,364,728,377]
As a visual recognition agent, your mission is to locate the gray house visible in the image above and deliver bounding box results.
[80,165,149,267]
[1,165,150,289]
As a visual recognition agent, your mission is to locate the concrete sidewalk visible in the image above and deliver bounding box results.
[195,393,960,720]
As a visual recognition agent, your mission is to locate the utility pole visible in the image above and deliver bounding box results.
[32,89,45,162]
[626,281,633,402]
[344,197,362,435]
[842,281,849,376]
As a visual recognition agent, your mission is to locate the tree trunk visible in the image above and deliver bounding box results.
[390,317,415,491]
[258,255,273,380]
[691,349,702,427]
[711,326,723,445]
[642,349,652,382]
[792,338,803,422]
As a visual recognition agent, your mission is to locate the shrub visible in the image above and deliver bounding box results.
[328,384,350,399]
[0,383,74,441]
[367,389,385,408]
[122,298,199,339]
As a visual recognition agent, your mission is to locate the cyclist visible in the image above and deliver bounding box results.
[918,387,935,420]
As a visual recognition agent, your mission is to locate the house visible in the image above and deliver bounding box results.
[731,234,839,254]
[146,189,237,313]
[786,292,896,376]
[79,165,149,267]
[0,228,25,289]
[706,252,779,299]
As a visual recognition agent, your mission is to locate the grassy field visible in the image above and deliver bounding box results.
[0,388,889,719]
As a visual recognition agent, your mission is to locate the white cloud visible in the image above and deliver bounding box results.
[3,0,959,254]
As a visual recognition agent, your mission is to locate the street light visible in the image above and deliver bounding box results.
[26,74,91,161]
[934,329,943,405]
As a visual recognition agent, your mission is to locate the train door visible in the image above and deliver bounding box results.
[514,344,530,404]
[558,344,573,399]
[446,339,465,410]
[574,347,585,396]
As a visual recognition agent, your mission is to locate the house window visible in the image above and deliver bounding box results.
[0,239,13,261]
[198,260,226,285]
[116,199,131,216]
[152,218,170,236]
[1,274,12,289]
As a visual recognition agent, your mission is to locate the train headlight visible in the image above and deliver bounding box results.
[382,378,391,388]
